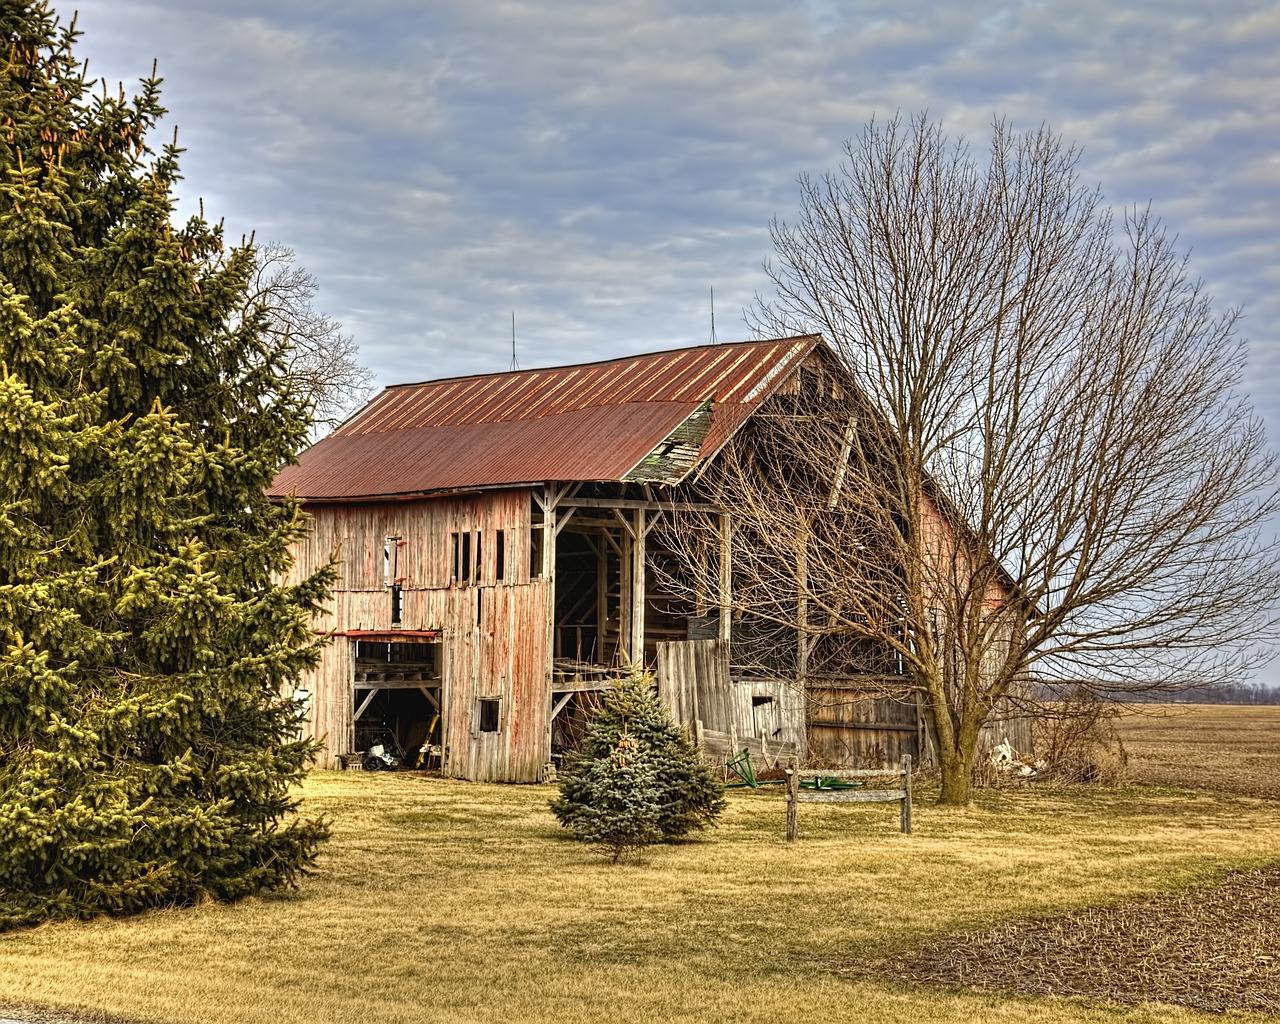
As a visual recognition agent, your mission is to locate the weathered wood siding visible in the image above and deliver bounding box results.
[657,639,743,737]
[656,640,803,765]
[808,685,1034,770]
[289,489,552,781]
[806,687,922,769]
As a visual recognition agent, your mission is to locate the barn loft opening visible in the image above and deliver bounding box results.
[550,511,702,682]
[352,638,443,770]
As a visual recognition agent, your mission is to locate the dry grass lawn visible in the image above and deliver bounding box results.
[1,704,1278,1024]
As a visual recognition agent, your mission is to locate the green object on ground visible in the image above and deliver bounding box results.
[801,776,862,790]
[724,749,786,788]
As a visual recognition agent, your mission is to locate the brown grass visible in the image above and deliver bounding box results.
[1,704,1278,1024]
[1119,703,1280,799]
[852,864,1280,1013]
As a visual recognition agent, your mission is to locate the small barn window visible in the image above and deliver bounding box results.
[383,535,401,587]
[476,587,484,626]
[495,530,506,582]
[452,531,479,585]
[451,530,484,585]
[478,698,500,733]
[390,584,403,625]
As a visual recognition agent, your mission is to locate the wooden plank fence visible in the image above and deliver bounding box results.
[785,755,913,839]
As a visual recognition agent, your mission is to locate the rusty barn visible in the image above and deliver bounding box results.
[271,335,1028,781]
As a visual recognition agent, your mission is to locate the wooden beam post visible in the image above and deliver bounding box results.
[353,687,380,722]
[900,754,913,834]
[619,523,632,663]
[719,512,732,643]
[550,692,574,722]
[595,532,608,664]
[631,507,646,669]
[827,415,857,510]
[539,485,561,765]
[796,529,809,690]
[786,757,799,841]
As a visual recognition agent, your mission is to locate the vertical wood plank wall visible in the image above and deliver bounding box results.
[288,488,551,781]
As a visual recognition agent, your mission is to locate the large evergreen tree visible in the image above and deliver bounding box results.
[0,4,332,928]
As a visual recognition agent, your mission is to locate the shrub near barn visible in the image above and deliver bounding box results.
[552,672,724,859]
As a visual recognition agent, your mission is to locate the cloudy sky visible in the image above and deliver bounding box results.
[74,1,1280,676]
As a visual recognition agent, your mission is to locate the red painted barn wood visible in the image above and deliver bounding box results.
[272,335,1034,782]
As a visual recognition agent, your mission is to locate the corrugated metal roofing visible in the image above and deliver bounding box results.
[269,335,820,500]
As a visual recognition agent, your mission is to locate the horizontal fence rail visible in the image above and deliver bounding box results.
[785,755,913,838]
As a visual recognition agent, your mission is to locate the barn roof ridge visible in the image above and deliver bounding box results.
[379,334,823,392]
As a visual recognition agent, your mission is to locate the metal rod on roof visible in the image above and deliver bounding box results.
[511,311,520,370]
[709,286,719,345]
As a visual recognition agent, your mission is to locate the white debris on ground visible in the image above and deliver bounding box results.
[989,737,1046,777]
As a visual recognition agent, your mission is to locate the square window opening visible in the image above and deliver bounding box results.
[478,698,500,733]
[530,518,544,578]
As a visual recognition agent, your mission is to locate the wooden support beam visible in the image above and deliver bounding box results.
[549,692,574,721]
[619,523,632,660]
[554,507,578,536]
[806,720,918,733]
[354,677,442,690]
[418,686,440,714]
[631,507,646,668]
[541,483,560,764]
[827,415,858,510]
[719,512,732,643]
[596,532,609,659]
[796,529,810,692]
[550,679,613,693]
[354,688,379,722]
[560,496,718,512]
[612,507,636,541]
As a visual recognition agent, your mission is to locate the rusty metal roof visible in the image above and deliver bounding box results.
[269,335,820,500]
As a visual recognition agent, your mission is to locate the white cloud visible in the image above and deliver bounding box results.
[69,0,1280,681]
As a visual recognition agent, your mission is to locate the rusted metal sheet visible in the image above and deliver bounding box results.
[270,336,819,500]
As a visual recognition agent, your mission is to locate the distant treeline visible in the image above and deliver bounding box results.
[1123,683,1280,706]
[1033,680,1280,706]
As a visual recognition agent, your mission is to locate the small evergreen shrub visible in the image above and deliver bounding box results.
[553,733,663,862]
[552,671,725,857]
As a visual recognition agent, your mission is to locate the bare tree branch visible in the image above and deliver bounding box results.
[663,113,1280,804]
[244,243,374,430]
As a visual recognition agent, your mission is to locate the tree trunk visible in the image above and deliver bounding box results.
[936,714,984,806]
[938,750,972,805]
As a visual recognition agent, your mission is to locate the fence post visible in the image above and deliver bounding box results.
[786,757,799,841]
[900,754,913,834]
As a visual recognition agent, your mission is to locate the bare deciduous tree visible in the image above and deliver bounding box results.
[666,114,1280,805]
[246,243,373,429]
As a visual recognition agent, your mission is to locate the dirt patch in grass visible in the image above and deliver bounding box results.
[1120,704,1280,800]
[849,864,1280,1014]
